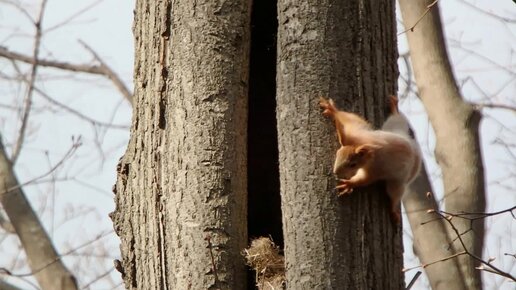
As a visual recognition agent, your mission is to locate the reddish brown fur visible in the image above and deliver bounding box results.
[320,96,421,223]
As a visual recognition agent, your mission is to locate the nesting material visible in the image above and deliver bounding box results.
[243,237,285,290]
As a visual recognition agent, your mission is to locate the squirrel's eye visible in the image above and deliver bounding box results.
[348,162,357,168]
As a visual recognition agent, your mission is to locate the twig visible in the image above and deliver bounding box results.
[435,210,516,282]
[10,0,48,164]
[78,40,133,105]
[8,60,129,129]
[504,253,516,259]
[0,230,113,277]
[205,235,220,284]
[417,202,516,282]
[405,271,422,290]
[398,0,439,36]
[44,0,105,33]
[473,102,516,113]
[0,137,82,196]
[403,251,467,272]
[457,0,516,24]
[81,266,114,290]
[440,205,516,221]
[0,46,134,105]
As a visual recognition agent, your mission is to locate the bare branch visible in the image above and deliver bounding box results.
[0,136,79,290]
[0,230,113,278]
[0,0,35,23]
[0,46,134,106]
[440,206,516,221]
[10,0,47,165]
[398,0,439,35]
[457,0,516,24]
[403,251,467,272]
[79,40,133,105]
[44,0,105,33]
[472,102,516,113]
[1,137,81,197]
[433,209,516,282]
[405,271,422,290]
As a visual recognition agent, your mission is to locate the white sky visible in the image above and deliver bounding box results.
[0,0,514,289]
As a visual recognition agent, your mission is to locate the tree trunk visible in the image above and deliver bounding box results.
[276,0,403,288]
[399,1,486,289]
[111,1,251,289]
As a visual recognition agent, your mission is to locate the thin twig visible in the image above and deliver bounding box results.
[81,267,114,290]
[10,0,48,164]
[205,235,220,284]
[0,137,82,196]
[0,230,113,277]
[457,0,516,24]
[403,251,467,272]
[0,46,134,105]
[440,205,516,221]
[405,271,422,290]
[473,102,516,113]
[435,210,516,282]
[44,0,105,33]
[417,201,516,282]
[398,0,439,36]
[78,40,133,105]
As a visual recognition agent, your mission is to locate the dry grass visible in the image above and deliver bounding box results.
[243,237,285,290]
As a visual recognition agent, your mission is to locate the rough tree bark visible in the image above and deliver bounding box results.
[276,0,403,288]
[399,1,486,289]
[111,1,251,289]
[0,140,78,290]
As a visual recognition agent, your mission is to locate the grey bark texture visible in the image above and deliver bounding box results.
[0,140,78,290]
[399,0,486,289]
[111,1,251,289]
[276,0,403,289]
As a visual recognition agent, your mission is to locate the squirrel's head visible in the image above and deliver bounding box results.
[333,144,377,179]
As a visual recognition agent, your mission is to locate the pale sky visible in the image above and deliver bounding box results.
[0,0,514,289]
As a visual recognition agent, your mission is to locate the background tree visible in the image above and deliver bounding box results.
[0,0,133,289]
[0,0,514,290]
[399,0,515,289]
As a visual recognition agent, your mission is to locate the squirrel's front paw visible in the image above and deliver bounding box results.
[336,179,354,195]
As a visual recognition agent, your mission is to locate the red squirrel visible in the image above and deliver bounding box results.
[320,96,421,223]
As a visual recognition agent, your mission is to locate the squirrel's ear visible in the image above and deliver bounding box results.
[355,144,380,156]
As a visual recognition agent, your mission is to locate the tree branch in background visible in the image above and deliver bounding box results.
[10,0,47,165]
[472,102,516,113]
[403,158,467,290]
[78,40,133,105]
[398,0,439,35]
[433,208,516,282]
[0,45,133,106]
[0,136,80,290]
[7,59,129,131]
[399,0,487,288]
[404,204,516,283]
[1,137,81,197]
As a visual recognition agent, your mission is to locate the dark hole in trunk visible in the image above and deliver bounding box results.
[247,0,282,288]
